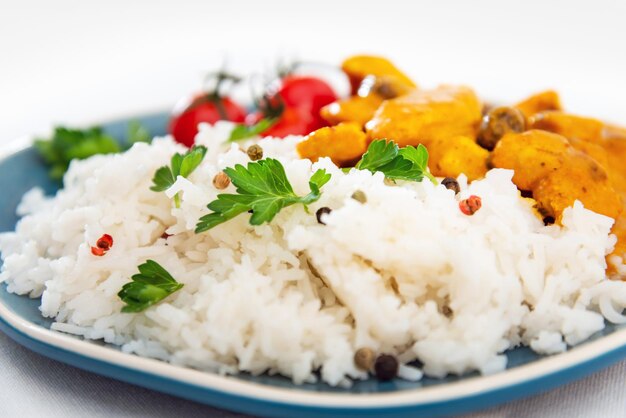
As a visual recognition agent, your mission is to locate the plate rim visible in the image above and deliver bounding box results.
[1,131,626,417]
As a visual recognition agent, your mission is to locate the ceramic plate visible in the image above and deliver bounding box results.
[1,113,625,417]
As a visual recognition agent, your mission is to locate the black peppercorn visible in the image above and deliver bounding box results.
[441,177,460,194]
[520,190,533,199]
[374,354,398,381]
[315,207,332,225]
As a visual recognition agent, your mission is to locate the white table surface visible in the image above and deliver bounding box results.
[1,0,625,416]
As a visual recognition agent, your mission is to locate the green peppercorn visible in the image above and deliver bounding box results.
[316,207,332,225]
[441,177,460,194]
[351,190,367,203]
[247,144,263,161]
[477,106,526,151]
[384,178,396,186]
[374,354,399,381]
[354,347,376,371]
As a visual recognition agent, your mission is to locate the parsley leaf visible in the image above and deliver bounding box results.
[34,122,153,182]
[151,145,207,208]
[228,118,277,142]
[355,139,437,184]
[355,140,398,171]
[34,127,121,181]
[127,120,151,145]
[195,158,331,232]
[118,260,183,313]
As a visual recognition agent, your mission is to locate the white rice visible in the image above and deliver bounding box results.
[1,121,626,385]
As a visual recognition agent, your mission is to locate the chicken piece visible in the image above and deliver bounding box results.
[528,110,619,180]
[365,85,483,148]
[530,111,605,143]
[490,130,570,191]
[567,137,610,171]
[604,124,626,141]
[514,90,562,118]
[341,55,416,95]
[492,130,621,222]
[533,152,622,221]
[428,136,489,181]
[296,122,367,167]
[321,75,416,127]
[320,95,384,126]
[602,133,626,192]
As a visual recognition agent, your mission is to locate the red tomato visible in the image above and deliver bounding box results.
[169,94,246,147]
[256,76,338,138]
[247,107,317,138]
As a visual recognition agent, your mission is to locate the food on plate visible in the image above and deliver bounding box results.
[246,75,338,138]
[514,90,562,118]
[490,129,622,222]
[169,72,247,147]
[3,55,626,387]
[320,94,384,127]
[365,85,483,148]
[296,122,368,166]
[320,74,414,127]
[341,55,416,94]
[477,106,526,151]
[34,122,151,180]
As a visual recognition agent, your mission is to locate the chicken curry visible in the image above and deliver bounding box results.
[296,55,626,276]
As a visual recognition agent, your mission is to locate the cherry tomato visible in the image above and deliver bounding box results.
[169,94,246,147]
[247,107,317,138]
[255,75,338,137]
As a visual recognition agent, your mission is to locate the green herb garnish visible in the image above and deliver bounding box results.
[228,118,277,142]
[151,145,207,208]
[118,260,183,313]
[34,122,152,181]
[34,127,121,180]
[195,158,331,232]
[127,120,151,145]
[355,139,437,184]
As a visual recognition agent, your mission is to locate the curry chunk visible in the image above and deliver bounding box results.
[514,90,562,118]
[533,153,622,221]
[365,85,483,148]
[491,130,621,222]
[567,137,610,171]
[491,130,569,191]
[428,136,489,181]
[530,111,605,143]
[320,75,414,127]
[320,95,384,126]
[296,122,367,167]
[341,55,416,95]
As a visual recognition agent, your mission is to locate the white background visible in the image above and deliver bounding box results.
[1,0,626,417]
[2,0,626,140]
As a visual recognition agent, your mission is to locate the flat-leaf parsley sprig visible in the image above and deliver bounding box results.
[151,145,208,208]
[195,158,331,232]
[355,139,437,184]
[118,260,183,313]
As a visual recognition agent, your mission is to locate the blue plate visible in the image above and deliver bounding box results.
[1,114,625,417]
